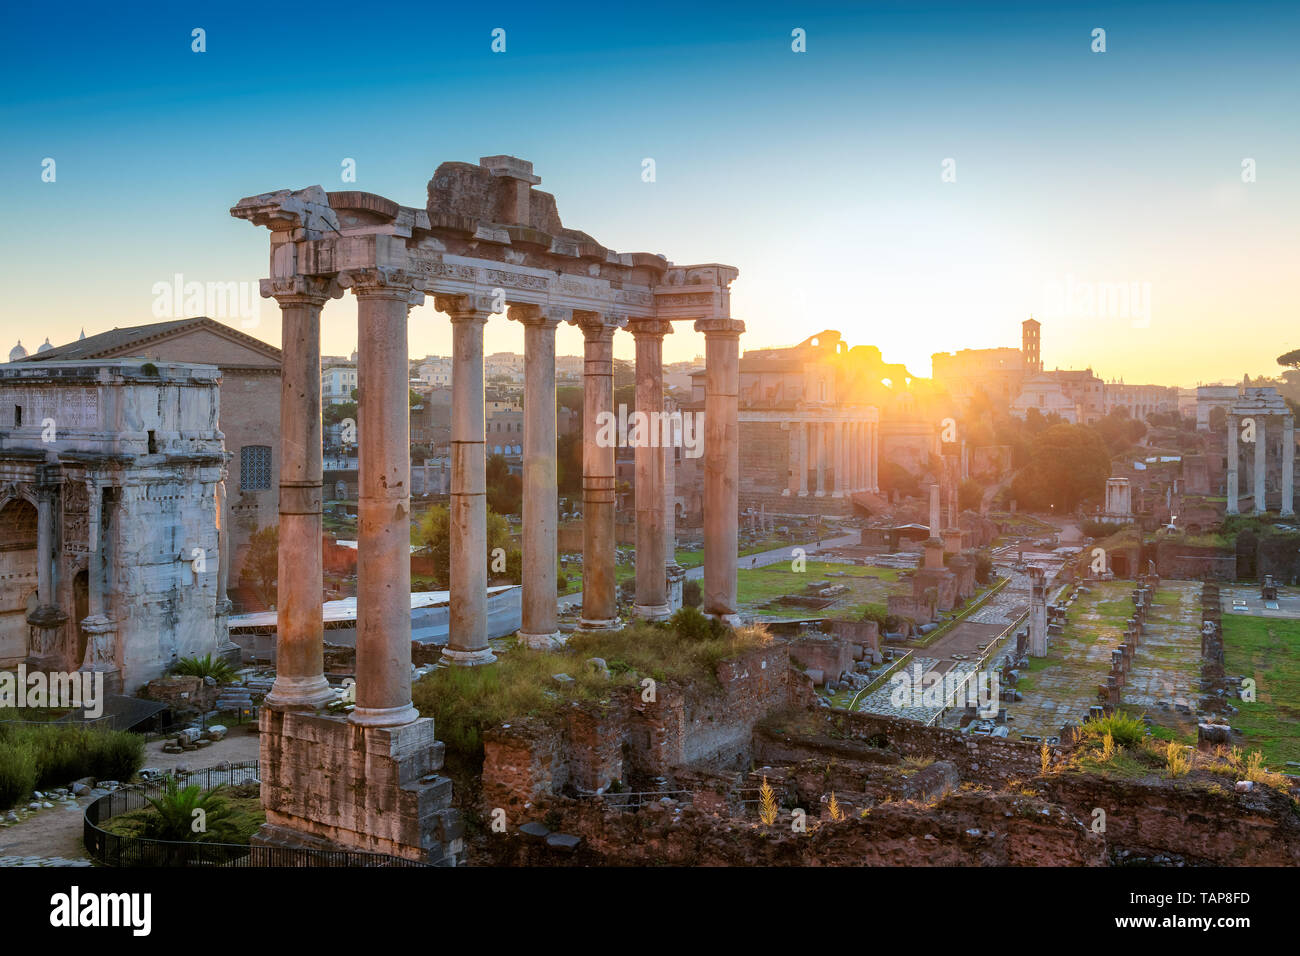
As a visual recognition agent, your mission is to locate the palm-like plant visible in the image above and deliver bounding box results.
[142,780,237,842]
[172,654,237,683]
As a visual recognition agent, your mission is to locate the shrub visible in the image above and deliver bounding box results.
[142,780,238,842]
[1078,710,1146,749]
[682,579,703,608]
[669,605,727,643]
[0,724,144,793]
[0,740,37,810]
[172,654,237,683]
[1165,742,1191,778]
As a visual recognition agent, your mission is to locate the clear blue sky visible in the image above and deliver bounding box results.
[2,0,1297,384]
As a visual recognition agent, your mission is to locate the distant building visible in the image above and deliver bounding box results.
[1104,382,1178,420]
[322,361,357,404]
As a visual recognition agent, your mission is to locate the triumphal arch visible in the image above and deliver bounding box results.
[232,156,741,861]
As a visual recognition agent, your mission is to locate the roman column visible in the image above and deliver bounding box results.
[509,303,565,648]
[832,421,845,497]
[815,422,827,497]
[630,319,672,619]
[797,422,809,496]
[697,318,745,623]
[785,425,798,495]
[266,276,338,711]
[929,482,941,537]
[1283,415,1295,517]
[346,269,424,724]
[439,293,497,666]
[574,312,624,629]
[1254,416,1267,514]
[1226,414,1239,514]
[871,421,879,491]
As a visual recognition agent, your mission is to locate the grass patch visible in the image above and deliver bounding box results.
[0,720,144,810]
[413,618,773,763]
[1221,614,1300,764]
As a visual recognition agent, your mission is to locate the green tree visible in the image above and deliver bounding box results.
[239,524,279,608]
[486,453,522,514]
[1010,423,1110,511]
[413,504,514,589]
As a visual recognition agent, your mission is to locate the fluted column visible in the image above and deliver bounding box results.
[344,269,424,724]
[697,318,745,623]
[265,276,339,711]
[574,313,624,629]
[438,293,497,666]
[1254,416,1267,514]
[871,421,879,491]
[831,421,844,497]
[631,319,672,620]
[509,304,565,648]
[1227,414,1239,514]
[1283,415,1295,517]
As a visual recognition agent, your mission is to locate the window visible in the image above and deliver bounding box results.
[241,445,272,491]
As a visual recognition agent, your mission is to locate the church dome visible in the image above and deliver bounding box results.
[8,340,26,362]
[36,337,53,353]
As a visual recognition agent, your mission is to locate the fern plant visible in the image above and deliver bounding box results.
[142,779,238,842]
[758,776,778,825]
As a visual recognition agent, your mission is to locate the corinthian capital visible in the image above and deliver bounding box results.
[259,275,345,305]
[506,303,570,328]
[434,292,498,319]
[570,310,627,339]
[338,268,426,306]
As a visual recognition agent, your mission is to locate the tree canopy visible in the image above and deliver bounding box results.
[1010,423,1110,511]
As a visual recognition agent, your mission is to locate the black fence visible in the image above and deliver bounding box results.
[83,762,429,867]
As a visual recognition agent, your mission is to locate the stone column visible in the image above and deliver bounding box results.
[785,425,799,496]
[1254,416,1267,514]
[439,293,498,666]
[797,422,809,496]
[347,269,423,725]
[832,421,845,497]
[265,277,339,711]
[630,319,672,619]
[929,482,941,536]
[871,421,879,491]
[509,304,564,649]
[815,422,827,497]
[1283,415,1295,517]
[697,318,745,624]
[1226,414,1239,514]
[574,313,624,629]
[27,472,68,666]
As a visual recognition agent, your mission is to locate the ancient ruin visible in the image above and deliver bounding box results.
[231,156,743,859]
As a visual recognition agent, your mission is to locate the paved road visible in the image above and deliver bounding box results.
[557,532,862,611]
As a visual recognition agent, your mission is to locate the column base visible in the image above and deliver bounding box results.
[633,603,671,621]
[348,702,421,727]
[265,674,337,711]
[814,490,826,498]
[1282,508,1295,517]
[831,491,844,498]
[437,646,498,668]
[518,630,565,650]
[579,617,622,632]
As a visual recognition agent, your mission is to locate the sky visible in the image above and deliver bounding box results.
[1,0,1297,385]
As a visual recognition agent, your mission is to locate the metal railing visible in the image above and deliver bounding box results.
[83,762,428,867]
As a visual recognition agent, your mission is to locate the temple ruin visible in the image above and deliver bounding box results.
[231,156,742,860]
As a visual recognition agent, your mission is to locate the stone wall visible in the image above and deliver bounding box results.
[1154,540,1235,580]
[482,644,804,814]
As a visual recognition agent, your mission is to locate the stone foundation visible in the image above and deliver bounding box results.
[256,708,462,865]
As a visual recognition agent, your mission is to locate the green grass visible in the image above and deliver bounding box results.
[736,561,904,611]
[412,619,773,763]
[1221,614,1300,765]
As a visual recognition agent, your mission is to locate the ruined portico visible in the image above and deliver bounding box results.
[1225,388,1294,517]
[232,156,741,860]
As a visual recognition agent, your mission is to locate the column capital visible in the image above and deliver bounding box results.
[570,310,627,338]
[339,267,426,306]
[434,292,496,321]
[260,274,345,305]
[627,318,674,338]
[506,303,568,328]
[694,317,746,337]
